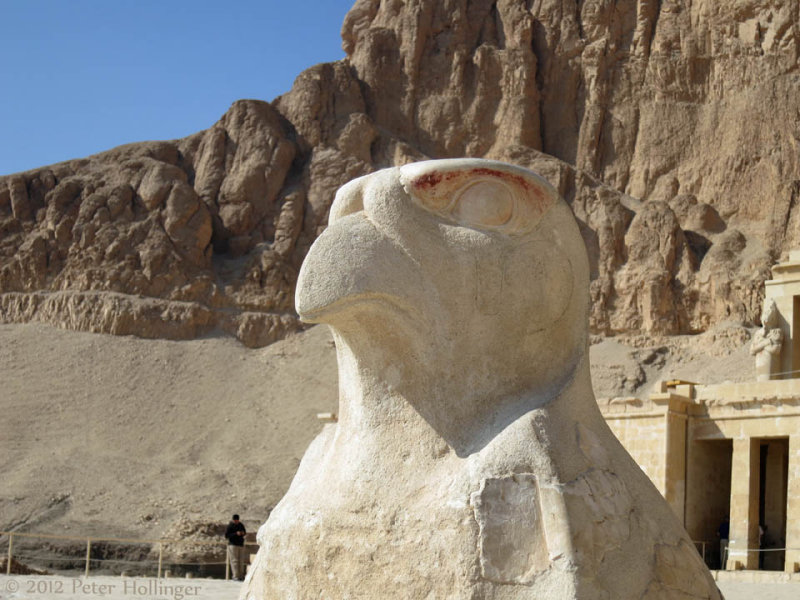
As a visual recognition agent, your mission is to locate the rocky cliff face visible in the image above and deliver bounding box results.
[1,0,797,344]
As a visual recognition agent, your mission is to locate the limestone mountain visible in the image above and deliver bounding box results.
[1,0,797,344]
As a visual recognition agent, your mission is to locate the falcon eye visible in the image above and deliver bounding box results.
[453,181,513,228]
[399,160,557,235]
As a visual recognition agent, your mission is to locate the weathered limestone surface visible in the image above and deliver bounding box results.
[1,0,796,345]
[242,160,720,599]
[0,101,309,346]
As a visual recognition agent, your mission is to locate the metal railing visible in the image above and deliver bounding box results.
[1,531,237,580]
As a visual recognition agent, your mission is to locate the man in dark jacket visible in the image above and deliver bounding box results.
[225,514,247,580]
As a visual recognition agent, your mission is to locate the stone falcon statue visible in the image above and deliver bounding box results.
[242,159,721,599]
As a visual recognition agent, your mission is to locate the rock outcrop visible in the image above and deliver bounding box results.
[1,0,798,344]
[0,100,329,346]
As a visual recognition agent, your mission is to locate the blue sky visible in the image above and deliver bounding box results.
[0,1,356,175]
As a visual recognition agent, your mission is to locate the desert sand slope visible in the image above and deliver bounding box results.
[0,323,337,539]
[0,320,755,543]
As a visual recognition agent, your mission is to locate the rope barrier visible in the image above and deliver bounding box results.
[0,530,229,546]
[7,555,86,564]
[2,530,244,579]
[12,554,227,566]
[759,367,800,377]
[727,547,798,553]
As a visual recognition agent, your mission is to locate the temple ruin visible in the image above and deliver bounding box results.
[601,251,800,573]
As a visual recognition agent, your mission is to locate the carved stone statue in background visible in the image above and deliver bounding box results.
[242,159,721,599]
[751,298,784,381]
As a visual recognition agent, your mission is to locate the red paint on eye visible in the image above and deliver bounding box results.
[411,166,552,215]
[468,167,535,192]
[412,172,443,188]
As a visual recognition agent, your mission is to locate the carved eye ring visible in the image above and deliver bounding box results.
[399,160,555,235]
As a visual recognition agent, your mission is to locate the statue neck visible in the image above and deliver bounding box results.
[329,326,592,457]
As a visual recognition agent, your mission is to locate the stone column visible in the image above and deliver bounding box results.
[763,440,788,570]
[785,435,800,573]
[727,438,759,570]
[664,400,688,524]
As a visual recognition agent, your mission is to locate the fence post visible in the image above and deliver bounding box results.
[225,543,230,581]
[157,543,163,579]
[6,533,13,575]
[85,539,92,578]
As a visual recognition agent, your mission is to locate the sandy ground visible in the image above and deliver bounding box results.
[589,323,755,399]
[0,575,797,600]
